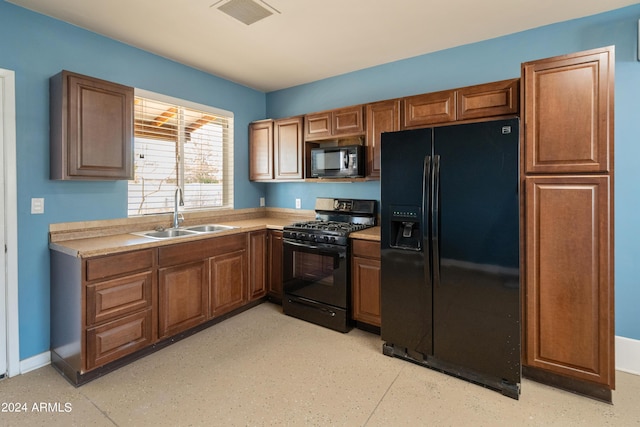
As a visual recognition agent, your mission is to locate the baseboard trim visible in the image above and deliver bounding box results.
[615,335,640,375]
[20,351,51,374]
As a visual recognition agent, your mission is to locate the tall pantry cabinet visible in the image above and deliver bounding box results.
[521,46,615,402]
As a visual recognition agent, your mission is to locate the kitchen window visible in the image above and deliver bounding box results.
[128,89,234,216]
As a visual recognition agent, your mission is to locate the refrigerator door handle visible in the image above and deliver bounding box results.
[422,155,431,239]
[432,155,441,286]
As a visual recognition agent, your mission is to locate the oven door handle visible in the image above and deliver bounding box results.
[284,239,343,253]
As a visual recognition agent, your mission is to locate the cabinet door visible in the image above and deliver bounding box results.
[274,116,304,180]
[522,47,613,174]
[158,261,208,338]
[403,90,456,128]
[249,230,267,300]
[50,70,134,180]
[333,105,364,136]
[366,100,400,178]
[249,120,274,180]
[524,175,613,387]
[457,79,519,120]
[210,249,247,317]
[352,256,381,327]
[267,230,283,301]
[305,111,332,140]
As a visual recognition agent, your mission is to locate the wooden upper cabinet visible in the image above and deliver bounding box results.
[333,106,364,136]
[457,79,519,120]
[304,105,364,140]
[524,175,613,388]
[402,89,456,128]
[249,120,274,180]
[305,111,332,139]
[522,47,614,174]
[50,70,134,180]
[366,99,401,178]
[274,116,304,180]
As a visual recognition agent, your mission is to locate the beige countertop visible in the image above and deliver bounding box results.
[49,209,381,258]
[350,226,381,242]
[49,217,296,258]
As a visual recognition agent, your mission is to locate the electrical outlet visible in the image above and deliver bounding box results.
[31,198,45,214]
[295,198,301,209]
[259,197,265,207]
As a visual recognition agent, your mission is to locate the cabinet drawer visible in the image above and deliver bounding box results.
[87,272,152,326]
[352,239,380,259]
[86,309,152,370]
[86,249,153,281]
[158,233,246,267]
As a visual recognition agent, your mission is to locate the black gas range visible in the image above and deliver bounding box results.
[282,198,377,332]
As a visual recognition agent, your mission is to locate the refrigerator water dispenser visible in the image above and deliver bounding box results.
[389,205,422,251]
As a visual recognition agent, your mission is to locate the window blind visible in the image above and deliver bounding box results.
[128,91,234,216]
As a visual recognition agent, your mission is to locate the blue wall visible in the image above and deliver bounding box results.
[2,1,640,361]
[265,5,640,341]
[0,1,267,359]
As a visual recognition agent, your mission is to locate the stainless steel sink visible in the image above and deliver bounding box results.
[184,224,236,233]
[131,224,237,240]
[141,229,198,239]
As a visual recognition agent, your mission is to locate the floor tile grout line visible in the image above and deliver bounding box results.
[79,391,119,426]
[363,364,405,426]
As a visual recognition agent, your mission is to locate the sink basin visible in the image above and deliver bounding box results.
[131,224,237,240]
[142,229,199,239]
[184,224,236,233]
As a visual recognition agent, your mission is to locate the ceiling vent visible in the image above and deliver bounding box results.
[212,0,280,25]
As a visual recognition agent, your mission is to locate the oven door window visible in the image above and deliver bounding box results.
[283,242,347,309]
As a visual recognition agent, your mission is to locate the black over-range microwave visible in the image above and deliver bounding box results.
[310,145,365,178]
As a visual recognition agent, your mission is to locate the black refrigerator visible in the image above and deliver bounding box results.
[380,118,521,399]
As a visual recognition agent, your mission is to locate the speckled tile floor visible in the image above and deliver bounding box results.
[1,302,639,426]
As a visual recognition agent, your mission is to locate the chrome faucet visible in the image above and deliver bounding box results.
[173,187,184,229]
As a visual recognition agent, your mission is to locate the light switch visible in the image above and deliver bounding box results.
[31,198,45,214]
[259,197,265,207]
[295,198,301,209]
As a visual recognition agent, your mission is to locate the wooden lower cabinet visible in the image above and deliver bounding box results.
[267,230,284,301]
[158,261,208,339]
[351,239,381,327]
[210,249,247,317]
[524,175,614,396]
[51,230,275,385]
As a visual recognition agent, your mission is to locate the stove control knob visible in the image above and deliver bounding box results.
[310,234,317,242]
[290,232,297,239]
[330,237,336,243]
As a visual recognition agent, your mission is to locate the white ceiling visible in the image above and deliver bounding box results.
[8,0,638,92]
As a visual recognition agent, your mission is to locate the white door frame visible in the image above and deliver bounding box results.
[0,68,20,378]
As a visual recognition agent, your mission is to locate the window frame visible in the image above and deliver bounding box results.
[128,89,234,216]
